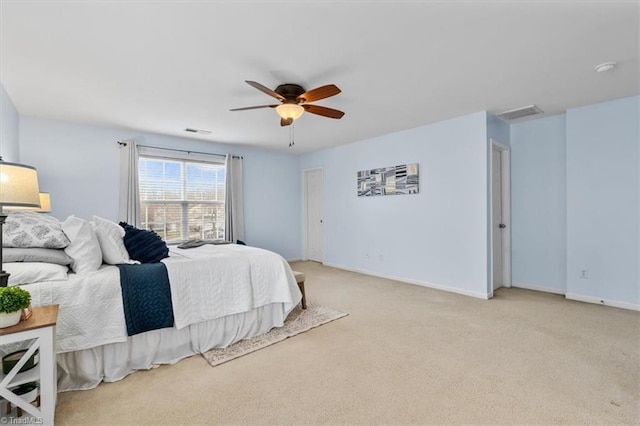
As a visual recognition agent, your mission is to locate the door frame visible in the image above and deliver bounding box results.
[489,139,512,295]
[302,167,324,262]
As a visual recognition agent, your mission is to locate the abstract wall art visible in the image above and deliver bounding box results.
[357,163,419,197]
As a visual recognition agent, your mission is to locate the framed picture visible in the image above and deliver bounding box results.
[357,163,419,197]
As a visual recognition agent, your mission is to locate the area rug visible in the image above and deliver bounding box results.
[201,304,348,367]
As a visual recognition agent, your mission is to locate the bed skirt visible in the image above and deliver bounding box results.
[56,303,290,391]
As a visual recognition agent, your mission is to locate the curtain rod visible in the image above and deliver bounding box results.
[117,141,243,159]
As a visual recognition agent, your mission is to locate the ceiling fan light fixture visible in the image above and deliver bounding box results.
[276,104,304,121]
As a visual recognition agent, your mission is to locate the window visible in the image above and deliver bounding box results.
[138,153,225,243]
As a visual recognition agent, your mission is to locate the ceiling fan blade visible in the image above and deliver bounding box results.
[230,104,278,111]
[245,80,285,102]
[280,117,294,127]
[296,84,341,103]
[303,104,345,119]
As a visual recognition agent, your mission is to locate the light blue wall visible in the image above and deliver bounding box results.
[487,113,510,147]
[19,116,301,260]
[510,114,567,293]
[15,96,640,307]
[300,112,490,298]
[0,82,20,161]
[566,96,639,306]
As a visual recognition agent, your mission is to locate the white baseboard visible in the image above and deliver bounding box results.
[323,262,490,300]
[565,293,640,312]
[512,282,566,295]
[286,258,303,263]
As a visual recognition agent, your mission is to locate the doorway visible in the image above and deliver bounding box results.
[304,168,324,262]
[491,140,511,292]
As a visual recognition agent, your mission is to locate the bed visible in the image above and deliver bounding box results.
[18,244,302,391]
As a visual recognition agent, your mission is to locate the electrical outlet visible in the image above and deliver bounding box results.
[580,269,589,279]
[379,254,384,261]
[365,253,369,259]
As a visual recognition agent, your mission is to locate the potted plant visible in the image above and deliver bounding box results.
[0,287,31,328]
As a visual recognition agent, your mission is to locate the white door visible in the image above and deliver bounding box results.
[492,148,503,290]
[305,169,324,262]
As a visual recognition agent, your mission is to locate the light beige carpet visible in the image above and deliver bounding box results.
[53,262,640,425]
[202,304,347,367]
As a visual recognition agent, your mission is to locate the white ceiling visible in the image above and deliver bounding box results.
[1,1,638,153]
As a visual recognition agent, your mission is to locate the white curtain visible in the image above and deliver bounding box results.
[225,155,245,243]
[118,140,140,226]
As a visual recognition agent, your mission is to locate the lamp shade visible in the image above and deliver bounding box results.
[0,162,41,208]
[5,192,51,213]
[276,104,304,121]
[37,192,51,212]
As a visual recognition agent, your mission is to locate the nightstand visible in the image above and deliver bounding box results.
[0,305,58,426]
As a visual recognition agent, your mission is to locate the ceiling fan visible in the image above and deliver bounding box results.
[230,80,345,126]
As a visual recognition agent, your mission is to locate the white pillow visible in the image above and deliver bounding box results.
[62,216,103,273]
[5,262,69,286]
[92,215,133,265]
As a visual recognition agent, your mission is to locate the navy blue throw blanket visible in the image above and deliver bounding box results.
[117,263,175,336]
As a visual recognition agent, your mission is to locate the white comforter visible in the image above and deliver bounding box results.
[23,245,301,353]
[164,244,300,329]
[23,265,126,353]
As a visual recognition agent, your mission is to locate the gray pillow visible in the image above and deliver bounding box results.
[3,248,73,265]
[2,212,70,248]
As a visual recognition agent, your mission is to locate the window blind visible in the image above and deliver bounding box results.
[138,155,226,243]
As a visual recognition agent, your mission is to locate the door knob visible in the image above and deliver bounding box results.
[499,224,506,229]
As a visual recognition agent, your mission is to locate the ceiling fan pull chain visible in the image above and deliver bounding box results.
[289,124,295,147]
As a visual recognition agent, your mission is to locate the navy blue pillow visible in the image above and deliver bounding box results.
[119,222,169,264]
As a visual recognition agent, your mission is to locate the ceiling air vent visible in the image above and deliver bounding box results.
[184,128,212,135]
[495,105,543,121]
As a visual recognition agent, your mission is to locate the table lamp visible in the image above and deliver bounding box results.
[0,160,41,287]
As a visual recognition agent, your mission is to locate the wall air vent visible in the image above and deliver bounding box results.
[495,105,543,121]
[184,128,212,135]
